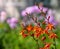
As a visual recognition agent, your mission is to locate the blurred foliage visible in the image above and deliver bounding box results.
[0,22,60,49]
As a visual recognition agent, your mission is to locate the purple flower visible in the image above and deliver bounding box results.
[0,11,7,22]
[21,5,57,26]
[32,6,40,13]
[21,10,27,16]
[42,7,48,13]
[7,17,18,29]
[25,6,35,14]
[46,16,57,26]
[45,9,57,26]
[21,6,48,16]
[21,6,35,16]
[33,6,48,13]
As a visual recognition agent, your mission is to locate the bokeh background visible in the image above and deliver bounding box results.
[0,0,60,49]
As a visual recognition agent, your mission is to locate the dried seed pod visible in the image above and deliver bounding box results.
[32,16,35,21]
[47,16,50,22]
[35,17,37,23]
[31,34,34,37]
[35,2,40,9]
[37,22,40,26]
[42,21,46,24]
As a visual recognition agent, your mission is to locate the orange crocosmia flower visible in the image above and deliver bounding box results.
[36,27,43,35]
[34,32,41,38]
[21,30,28,38]
[33,26,43,33]
[43,29,49,35]
[22,33,28,38]
[33,27,43,38]
[21,30,25,34]
[40,43,51,49]
[38,27,43,32]
[47,23,54,30]
[26,25,33,32]
[33,26,39,32]
[49,32,57,39]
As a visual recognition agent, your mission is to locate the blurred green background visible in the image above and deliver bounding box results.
[0,22,60,49]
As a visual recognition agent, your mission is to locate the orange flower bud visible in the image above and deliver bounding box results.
[44,43,51,49]
[22,34,28,38]
[34,32,41,38]
[40,48,44,49]
[49,33,57,39]
[21,30,28,38]
[31,34,34,37]
[41,36,46,41]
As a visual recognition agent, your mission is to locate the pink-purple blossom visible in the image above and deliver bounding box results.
[21,5,48,16]
[21,5,57,26]
[0,11,7,22]
[45,9,58,26]
[7,17,18,29]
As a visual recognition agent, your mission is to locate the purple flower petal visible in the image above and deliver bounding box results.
[9,24,16,29]
[21,10,27,16]
[7,17,18,29]
[25,6,34,14]
[0,11,7,22]
[42,7,48,13]
[11,17,18,23]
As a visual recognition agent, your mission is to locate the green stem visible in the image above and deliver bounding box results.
[36,40,40,49]
[53,38,56,49]
[32,37,39,49]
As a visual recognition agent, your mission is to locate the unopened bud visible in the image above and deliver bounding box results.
[37,22,40,26]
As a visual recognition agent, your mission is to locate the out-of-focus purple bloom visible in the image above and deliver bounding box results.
[21,10,27,16]
[45,16,57,25]
[7,17,18,29]
[21,6,35,16]
[0,11,7,22]
[45,9,58,26]
[21,6,48,16]
[42,7,48,13]
[33,6,48,13]
[38,16,44,20]
[25,6,35,14]
[32,6,40,13]
[47,9,54,15]
[21,5,57,26]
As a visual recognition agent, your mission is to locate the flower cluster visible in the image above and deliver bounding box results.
[21,3,57,26]
[21,16,57,38]
[20,3,57,49]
